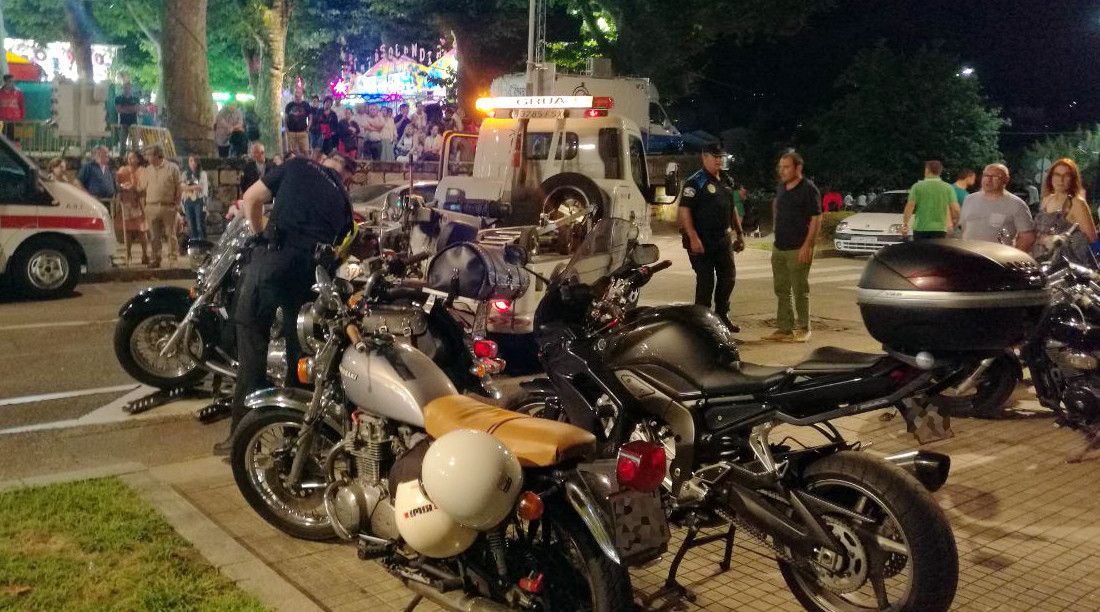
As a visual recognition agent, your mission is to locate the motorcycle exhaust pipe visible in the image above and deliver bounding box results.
[403,579,511,612]
[884,450,951,492]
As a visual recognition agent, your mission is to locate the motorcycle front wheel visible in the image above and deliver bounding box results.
[230,407,343,541]
[114,309,206,389]
[778,451,958,612]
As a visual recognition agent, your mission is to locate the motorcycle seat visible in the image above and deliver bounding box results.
[631,362,789,399]
[791,346,884,374]
[423,395,597,467]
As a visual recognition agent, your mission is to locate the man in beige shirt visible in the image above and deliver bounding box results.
[142,145,182,267]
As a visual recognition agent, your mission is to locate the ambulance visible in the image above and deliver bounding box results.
[0,136,115,299]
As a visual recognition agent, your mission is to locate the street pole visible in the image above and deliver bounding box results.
[0,2,9,77]
[525,0,536,95]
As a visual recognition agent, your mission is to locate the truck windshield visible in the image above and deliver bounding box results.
[0,145,27,201]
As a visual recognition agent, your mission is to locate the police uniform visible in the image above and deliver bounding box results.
[227,157,354,438]
[679,166,741,324]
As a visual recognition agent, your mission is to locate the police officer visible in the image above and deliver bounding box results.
[678,142,745,332]
[213,153,357,455]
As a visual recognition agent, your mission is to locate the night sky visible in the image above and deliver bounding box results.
[684,0,1100,147]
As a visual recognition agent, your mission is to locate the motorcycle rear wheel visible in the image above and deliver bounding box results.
[525,511,633,611]
[777,451,958,612]
[230,407,343,541]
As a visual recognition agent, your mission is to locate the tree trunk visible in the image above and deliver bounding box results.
[64,2,94,81]
[450,20,520,126]
[162,0,215,156]
[258,0,290,155]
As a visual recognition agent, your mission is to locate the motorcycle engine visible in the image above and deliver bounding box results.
[324,413,405,541]
[1062,377,1100,431]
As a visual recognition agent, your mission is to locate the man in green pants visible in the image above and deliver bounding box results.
[763,151,821,343]
[902,160,961,240]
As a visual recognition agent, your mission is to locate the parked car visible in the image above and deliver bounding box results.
[833,190,909,255]
[0,135,115,298]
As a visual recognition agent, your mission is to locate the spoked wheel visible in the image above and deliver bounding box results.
[542,186,597,254]
[230,408,343,540]
[511,512,632,612]
[778,451,958,612]
[115,311,206,388]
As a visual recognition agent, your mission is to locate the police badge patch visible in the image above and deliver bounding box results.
[707,184,717,193]
[683,187,696,197]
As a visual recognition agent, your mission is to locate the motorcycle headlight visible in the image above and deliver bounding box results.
[837,221,850,232]
[889,223,905,235]
[296,302,324,355]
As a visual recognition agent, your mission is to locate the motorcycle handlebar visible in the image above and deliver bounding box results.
[402,250,433,265]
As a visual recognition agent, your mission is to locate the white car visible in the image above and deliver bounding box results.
[833,190,910,255]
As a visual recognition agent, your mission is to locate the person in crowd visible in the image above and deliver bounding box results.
[843,193,854,209]
[47,157,76,185]
[421,124,444,161]
[0,74,25,143]
[338,107,361,158]
[763,151,821,343]
[395,124,417,163]
[361,104,385,160]
[902,160,960,240]
[952,169,976,211]
[116,150,150,264]
[272,154,284,166]
[180,155,209,243]
[393,102,412,141]
[216,152,357,455]
[224,103,249,157]
[677,142,745,332]
[240,142,269,194]
[307,94,323,151]
[958,163,1035,252]
[213,104,236,158]
[317,97,340,154]
[141,145,182,268]
[113,79,140,152]
[284,90,311,156]
[77,145,117,202]
[380,106,398,162]
[856,193,868,209]
[1032,157,1097,260]
[821,188,843,213]
[410,101,428,132]
[441,106,463,133]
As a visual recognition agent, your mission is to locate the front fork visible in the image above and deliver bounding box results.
[285,336,339,488]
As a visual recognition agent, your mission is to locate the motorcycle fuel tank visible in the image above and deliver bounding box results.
[340,342,459,427]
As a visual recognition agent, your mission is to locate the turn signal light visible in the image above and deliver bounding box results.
[297,357,314,384]
[473,339,499,358]
[516,491,544,521]
[491,299,512,314]
[584,108,608,118]
[617,441,666,493]
[592,96,614,109]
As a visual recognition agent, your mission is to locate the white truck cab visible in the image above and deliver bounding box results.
[0,136,115,298]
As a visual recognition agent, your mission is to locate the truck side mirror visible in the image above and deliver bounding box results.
[664,162,680,198]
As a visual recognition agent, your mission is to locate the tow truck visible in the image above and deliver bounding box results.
[425,94,677,367]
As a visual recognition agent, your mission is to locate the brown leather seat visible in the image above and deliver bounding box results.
[423,395,597,467]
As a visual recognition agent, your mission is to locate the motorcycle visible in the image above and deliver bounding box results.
[231,259,670,611]
[515,218,963,611]
[1019,229,1100,461]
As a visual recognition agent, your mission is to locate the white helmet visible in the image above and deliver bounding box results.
[393,480,477,558]
[421,429,523,530]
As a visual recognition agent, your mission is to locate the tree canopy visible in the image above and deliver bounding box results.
[806,44,1006,191]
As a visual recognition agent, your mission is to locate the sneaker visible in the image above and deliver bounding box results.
[761,330,793,342]
[788,330,812,343]
[718,314,741,334]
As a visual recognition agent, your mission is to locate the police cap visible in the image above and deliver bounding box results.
[701,142,726,157]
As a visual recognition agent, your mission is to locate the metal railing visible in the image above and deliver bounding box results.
[2,121,175,158]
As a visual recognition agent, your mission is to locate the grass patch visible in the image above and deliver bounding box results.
[0,477,266,611]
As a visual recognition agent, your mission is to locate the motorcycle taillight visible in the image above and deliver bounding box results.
[616,441,666,493]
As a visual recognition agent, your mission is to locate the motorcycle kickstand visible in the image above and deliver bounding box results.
[654,514,737,602]
[1067,430,1100,464]
[402,595,422,612]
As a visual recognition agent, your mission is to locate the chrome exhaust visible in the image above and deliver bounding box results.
[403,579,511,612]
[885,450,951,492]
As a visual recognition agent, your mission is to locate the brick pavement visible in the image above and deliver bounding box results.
[145,321,1100,611]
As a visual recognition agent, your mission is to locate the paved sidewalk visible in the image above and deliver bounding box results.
[84,241,194,283]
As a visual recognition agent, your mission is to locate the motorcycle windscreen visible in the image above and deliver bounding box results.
[554,217,636,286]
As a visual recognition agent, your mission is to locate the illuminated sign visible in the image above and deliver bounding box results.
[475,96,595,111]
[3,38,118,83]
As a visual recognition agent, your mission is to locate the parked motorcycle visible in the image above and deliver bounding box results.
[1019,230,1100,461]
[231,258,670,611]
[507,220,1054,611]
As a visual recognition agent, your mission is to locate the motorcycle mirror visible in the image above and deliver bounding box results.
[631,244,660,266]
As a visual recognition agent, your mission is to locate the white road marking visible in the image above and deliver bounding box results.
[0,384,190,435]
[0,319,118,332]
[0,384,140,408]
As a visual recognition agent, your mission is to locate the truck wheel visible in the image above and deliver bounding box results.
[10,237,80,299]
[540,173,605,255]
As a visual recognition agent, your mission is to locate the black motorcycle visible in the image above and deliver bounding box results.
[1020,232,1100,461]
[513,219,986,611]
